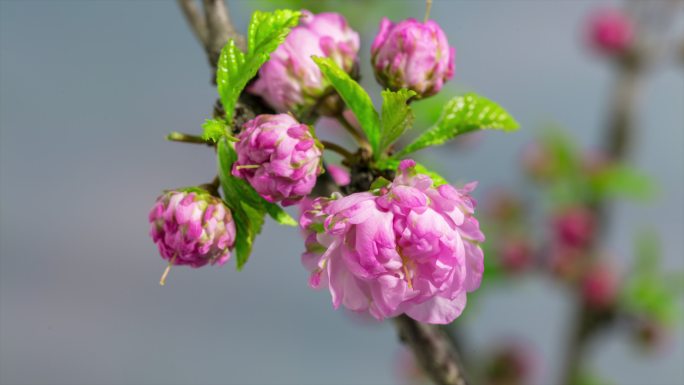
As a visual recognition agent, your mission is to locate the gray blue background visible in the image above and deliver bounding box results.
[1,1,682,384]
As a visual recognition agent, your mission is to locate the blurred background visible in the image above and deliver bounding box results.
[1,1,682,384]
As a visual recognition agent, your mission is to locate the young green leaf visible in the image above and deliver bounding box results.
[217,139,267,269]
[264,201,297,226]
[217,9,301,123]
[590,165,654,201]
[312,56,381,154]
[396,93,518,156]
[202,119,227,142]
[379,89,416,156]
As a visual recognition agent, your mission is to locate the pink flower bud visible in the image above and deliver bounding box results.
[371,18,455,98]
[553,206,597,249]
[326,163,350,186]
[587,8,634,55]
[249,11,360,113]
[233,114,323,206]
[149,189,236,268]
[299,159,484,324]
[499,237,533,274]
[581,264,619,309]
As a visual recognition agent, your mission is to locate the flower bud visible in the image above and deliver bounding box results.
[249,11,360,114]
[587,8,634,55]
[553,206,596,249]
[581,264,619,309]
[371,18,455,98]
[300,159,484,324]
[149,189,236,270]
[232,114,323,206]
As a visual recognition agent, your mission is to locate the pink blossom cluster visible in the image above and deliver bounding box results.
[300,160,484,324]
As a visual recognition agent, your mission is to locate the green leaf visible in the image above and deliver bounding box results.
[217,9,300,123]
[202,119,227,142]
[375,158,449,186]
[217,139,266,269]
[396,93,518,156]
[264,201,297,226]
[379,88,416,156]
[312,56,381,154]
[590,165,654,201]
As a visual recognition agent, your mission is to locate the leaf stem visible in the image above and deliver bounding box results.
[166,131,213,145]
[320,140,354,160]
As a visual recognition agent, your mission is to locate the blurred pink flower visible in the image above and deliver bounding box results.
[553,206,597,249]
[300,159,484,324]
[587,8,634,55]
[581,263,619,309]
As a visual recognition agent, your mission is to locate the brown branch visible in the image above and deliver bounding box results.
[395,315,470,385]
[177,0,209,47]
[203,0,244,68]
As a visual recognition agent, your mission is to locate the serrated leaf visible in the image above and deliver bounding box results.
[264,201,297,226]
[217,9,300,123]
[312,56,381,154]
[217,139,266,269]
[380,88,416,156]
[202,119,227,142]
[396,93,518,156]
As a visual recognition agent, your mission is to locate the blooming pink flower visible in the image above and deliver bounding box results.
[371,18,455,98]
[587,8,634,55]
[249,11,360,113]
[149,189,236,268]
[233,114,323,206]
[300,160,484,324]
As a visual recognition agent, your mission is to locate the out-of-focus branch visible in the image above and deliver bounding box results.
[560,4,678,384]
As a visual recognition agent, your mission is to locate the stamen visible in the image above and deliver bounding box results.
[235,164,260,170]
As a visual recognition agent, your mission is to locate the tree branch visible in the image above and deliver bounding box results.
[177,0,209,47]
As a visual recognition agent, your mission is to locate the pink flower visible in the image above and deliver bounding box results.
[587,8,634,55]
[300,159,484,324]
[371,18,455,98]
[149,189,236,268]
[581,264,619,309]
[553,206,596,249]
[499,237,533,274]
[233,114,323,206]
[249,11,360,113]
